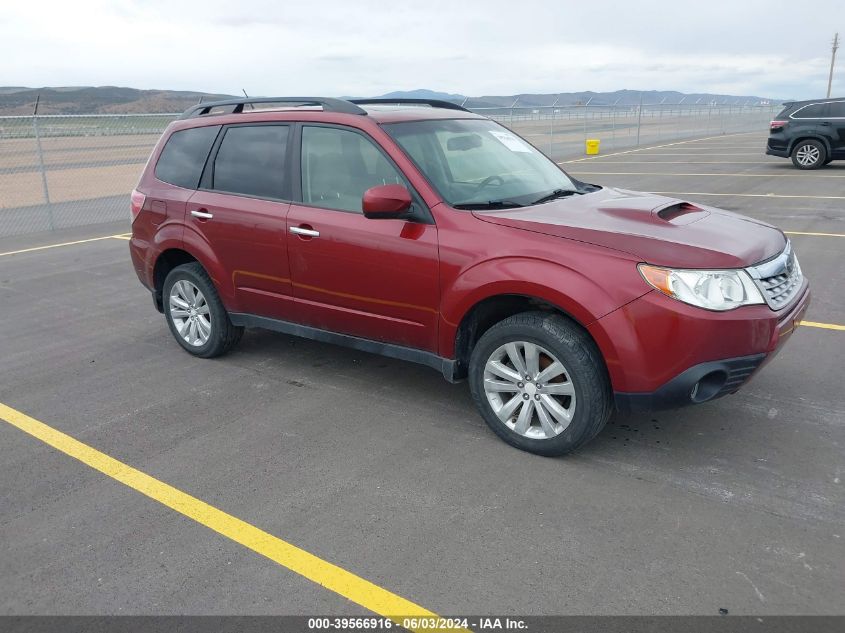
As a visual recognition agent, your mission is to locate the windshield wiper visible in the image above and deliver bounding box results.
[529,188,581,206]
[452,200,525,210]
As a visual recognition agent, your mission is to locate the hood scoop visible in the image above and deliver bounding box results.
[595,195,710,226]
[656,202,709,224]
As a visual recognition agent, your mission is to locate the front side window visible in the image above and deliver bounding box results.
[155,125,220,189]
[212,125,289,199]
[300,126,404,212]
[384,118,578,208]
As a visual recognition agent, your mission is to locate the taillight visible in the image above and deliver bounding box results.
[130,189,146,223]
[770,120,788,131]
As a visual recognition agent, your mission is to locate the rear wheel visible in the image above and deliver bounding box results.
[468,312,612,456]
[791,140,826,169]
[163,262,243,358]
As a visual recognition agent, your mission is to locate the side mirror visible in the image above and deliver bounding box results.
[362,184,412,219]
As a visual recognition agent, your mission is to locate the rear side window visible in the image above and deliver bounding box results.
[155,126,219,189]
[792,103,828,118]
[828,102,845,117]
[212,125,289,199]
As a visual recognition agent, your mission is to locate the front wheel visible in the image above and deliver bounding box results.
[791,140,826,169]
[163,262,243,358]
[468,312,612,456]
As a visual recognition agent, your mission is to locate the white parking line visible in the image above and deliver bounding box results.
[647,191,845,200]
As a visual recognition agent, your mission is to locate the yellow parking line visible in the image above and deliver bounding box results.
[111,235,131,240]
[0,402,455,631]
[646,191,845,200]
[571,171,845,178]
[800,321,845,331]
[0,234,129,257]
[785,231,845,238]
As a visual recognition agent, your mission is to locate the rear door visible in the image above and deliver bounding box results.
[823,101,845,157]
[789,102,825,149]
[186,123,295,319]
[286,124,440,352]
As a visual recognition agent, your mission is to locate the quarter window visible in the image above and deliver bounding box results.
[792,103,828,118]
[300,126,404,212]
[155,126,219,189]
[212,125,289,199]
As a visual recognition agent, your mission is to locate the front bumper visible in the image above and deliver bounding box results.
[590,282,810,412]
[614,354,765,413]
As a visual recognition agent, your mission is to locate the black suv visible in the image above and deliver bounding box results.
[766,98,845,169]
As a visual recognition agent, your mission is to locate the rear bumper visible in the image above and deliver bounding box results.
[129,235,154,290]
[765,147,789,158]
[766,134,789,157]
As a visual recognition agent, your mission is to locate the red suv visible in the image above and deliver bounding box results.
[130,97,810,456]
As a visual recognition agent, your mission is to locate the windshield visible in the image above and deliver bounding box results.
[383,118,580,209]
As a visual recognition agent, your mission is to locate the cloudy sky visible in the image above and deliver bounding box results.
[2,0,841,99]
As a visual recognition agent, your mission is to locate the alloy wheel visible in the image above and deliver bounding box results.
[796,144,821,167]
[169,280,211,347]
[483,341,577,439]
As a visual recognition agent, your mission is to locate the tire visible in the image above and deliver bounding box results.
[791,139,826,169]
[162,262,243,358]
[823,157,833,165]
[468,311,612,456]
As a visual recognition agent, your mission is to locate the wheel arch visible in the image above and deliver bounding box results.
[152,249,199,312]
[788,135,831,156]
[439,257,640,373]
[161,226,239,311]
[449,293,609,381]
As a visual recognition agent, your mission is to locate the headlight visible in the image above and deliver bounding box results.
[638,264,765,311]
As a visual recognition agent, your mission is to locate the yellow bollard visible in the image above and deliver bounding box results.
[585,139,601,155]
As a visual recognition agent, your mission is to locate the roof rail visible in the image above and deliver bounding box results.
[349,98,470,112]
[179,97,367,119]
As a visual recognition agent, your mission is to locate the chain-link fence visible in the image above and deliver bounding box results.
[0,114,173,237]
[483,102,778,159]
[0,103,779,238]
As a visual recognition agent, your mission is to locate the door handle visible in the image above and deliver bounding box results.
[190,209,213,219]
[290,226,320,238]
[820,122,832,126]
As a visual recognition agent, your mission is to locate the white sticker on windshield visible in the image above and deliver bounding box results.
[488,130,532,152]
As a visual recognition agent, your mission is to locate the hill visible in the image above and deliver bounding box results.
[0,86,779,115]
[0,87,236,115]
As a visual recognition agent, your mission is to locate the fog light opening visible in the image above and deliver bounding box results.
[690,371,727,403]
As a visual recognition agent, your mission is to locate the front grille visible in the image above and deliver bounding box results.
[747,243,803,310]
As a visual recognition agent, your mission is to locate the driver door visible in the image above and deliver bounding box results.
[286,124,440,352]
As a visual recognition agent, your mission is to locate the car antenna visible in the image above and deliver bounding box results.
[242,89,254,110]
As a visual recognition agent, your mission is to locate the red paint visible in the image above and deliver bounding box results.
[130,105,809,395]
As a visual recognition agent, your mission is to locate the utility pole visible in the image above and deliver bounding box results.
[828,32,839,98]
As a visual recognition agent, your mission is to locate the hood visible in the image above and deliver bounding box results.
[473,187,786,268]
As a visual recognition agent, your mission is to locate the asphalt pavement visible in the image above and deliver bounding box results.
[1,132,843,619]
